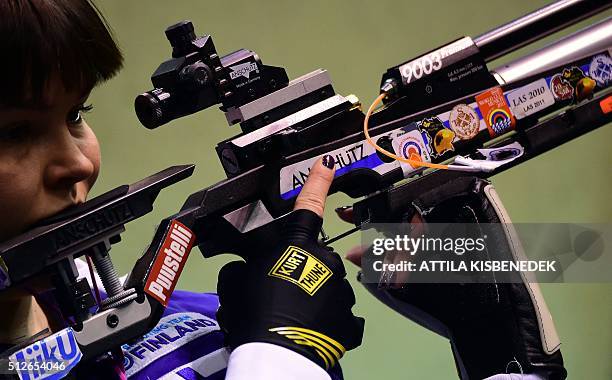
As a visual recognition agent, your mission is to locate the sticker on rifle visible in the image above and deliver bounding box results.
[507,78,555,119]
[391,128,430,177]
[455,142,525,172]
[448,104,480,139]
[600,96,612,114]
[279,134,402,200]
[10,328,82,380]
[417,116,455,158]
[549,74,573,101]
[145,220,195,307]
[553,66,596,103]
[589,54,612,87]
[478,142,524,163]
[398,37,473,84]
[268,246,332,296]
[558,66,596,103]
[475,87,515,137]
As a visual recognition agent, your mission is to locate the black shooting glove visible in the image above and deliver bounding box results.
[355,177,566,380]
[217,209,364,370]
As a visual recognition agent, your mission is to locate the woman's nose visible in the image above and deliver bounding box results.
[43,130,95,193]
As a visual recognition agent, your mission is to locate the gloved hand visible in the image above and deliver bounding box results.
[217,156,364,370]
[338,176,566,380]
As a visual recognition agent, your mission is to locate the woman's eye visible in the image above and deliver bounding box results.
[67,109,82,124]
[67,104,93,125]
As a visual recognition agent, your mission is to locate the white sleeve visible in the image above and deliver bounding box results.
[225,342,331,380]
[484,374,544,380]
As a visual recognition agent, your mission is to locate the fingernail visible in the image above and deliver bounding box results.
[335,206,350,212]
[322,155,335,169]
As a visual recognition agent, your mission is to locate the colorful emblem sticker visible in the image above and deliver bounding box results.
[475,87,515,137]
[448,104,480,140]
[10,328,82,380]
[550,74,573,101]
[563,66,596,102]
[589,54,612,87]
[417,116,455,158]
[552,66,597,103]
[561,66,586,86]
[391,128,431,176]
[575,77,596,102]
[507,78,555,119]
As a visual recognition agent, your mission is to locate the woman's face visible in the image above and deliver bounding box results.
[0,78,100,241]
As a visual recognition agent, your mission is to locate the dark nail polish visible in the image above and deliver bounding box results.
[322,154,335,169]
[335,206,350,212]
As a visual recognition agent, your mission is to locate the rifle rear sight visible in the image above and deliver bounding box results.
[135,20,324,133]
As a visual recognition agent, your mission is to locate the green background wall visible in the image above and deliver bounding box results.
[87,1,611,378]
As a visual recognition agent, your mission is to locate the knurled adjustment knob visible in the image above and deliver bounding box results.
[180,62,211,88]
[165,20,195,44]
[165,20,196,57]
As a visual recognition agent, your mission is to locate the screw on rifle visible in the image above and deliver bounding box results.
[91,244,123,298]
[90,242,137,309]
[106,314,119,328]
[221,148,240,175]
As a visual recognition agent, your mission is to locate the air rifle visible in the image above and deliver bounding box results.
[135,0,611,256]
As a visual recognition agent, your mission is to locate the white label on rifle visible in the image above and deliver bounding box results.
[507,78,555,119]
[145,220,195,307]
[279,134,402,200]
[399,37,473,84]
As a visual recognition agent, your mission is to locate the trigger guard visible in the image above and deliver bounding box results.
[197,210,295,259]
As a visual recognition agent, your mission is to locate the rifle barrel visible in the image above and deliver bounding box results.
[474,0,610,62]
[493,17,612,84]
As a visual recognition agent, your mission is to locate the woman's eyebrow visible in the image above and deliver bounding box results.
[0,89,93,112]
[0,102,50,111]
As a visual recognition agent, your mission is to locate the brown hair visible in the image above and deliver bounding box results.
[0,0,123,107]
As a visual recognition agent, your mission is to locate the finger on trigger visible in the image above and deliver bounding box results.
[293,155,335,217]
